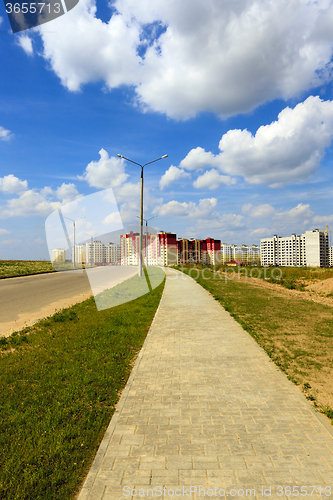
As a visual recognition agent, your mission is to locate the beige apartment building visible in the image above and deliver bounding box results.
[260,229,329,267]
[51,248,66,262]
[73,241,120,266]
[220,243,260,265]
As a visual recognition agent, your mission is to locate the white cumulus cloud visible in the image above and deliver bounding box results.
[79,149,129,189]
[274,203,314,223]
[17,35,33,55]
[38,0,142,92]
[159,165,190,189]
[193,169,236,190]
[157,197,217,218]
[56,183,81,204]
[179,96,333,186]
[25,0,333,119]
[242,203,275,218]
[0,190,61,219]
[0,180,84,219]
[0,127,13,141]
[0,175,28,193]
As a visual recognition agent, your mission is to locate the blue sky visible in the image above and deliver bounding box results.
[1,0,333,259]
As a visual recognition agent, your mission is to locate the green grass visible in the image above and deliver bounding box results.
[95,266,165,310]
[175,265,333,422]
[262,266,333,290]
[207,263,333,291]
[0,260,55,278]
[0,275,165,500]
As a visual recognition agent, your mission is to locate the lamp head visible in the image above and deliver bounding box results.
[161,155,168,158]
[117,154,123,158]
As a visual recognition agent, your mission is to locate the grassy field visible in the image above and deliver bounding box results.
[208,263,333,291]
[0,260,54,278]
[259,265,333,290]
[176,265,333,420]
[0,273,165,500]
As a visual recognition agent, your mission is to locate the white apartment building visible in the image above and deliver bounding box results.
[330,246,333,267]
[247,245,261,264]
[73,241,120,266]
[105,243,121,265]
[220,243,260,264]
[52,248,66,262]
[261,229,329,267]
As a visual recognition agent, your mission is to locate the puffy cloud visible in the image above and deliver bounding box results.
[193,169,236,190]
[29,0,333,119]
[180,96,333,186]
[157,197,217,217]
[159,165,190,189]
[0,179,83,219]
[0,229,10,235]
[185,213,245,238]
[56,183,81,204]
[38,0,142,92]
[102,212,123,226]
[16,35,33,55]
[0,190,61,218]
[158,200,193,217]
[179,147,217,171]
[0,127,13,141]
[274,203,314,223]
[312,214,333,225]
[242,203,275,218]
[79,149,129,189]
[250,228,273,237]
[0,175,28,193]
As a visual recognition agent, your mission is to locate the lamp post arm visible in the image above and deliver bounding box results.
[118,154,167,277]
[142,155,168,168]
[117,155,143,168]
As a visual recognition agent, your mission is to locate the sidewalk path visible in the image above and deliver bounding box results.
[77,269,333,500]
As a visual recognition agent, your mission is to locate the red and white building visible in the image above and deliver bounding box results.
[120,231,178,266]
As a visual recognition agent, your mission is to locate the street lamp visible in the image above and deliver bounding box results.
[117,153,168,276]
[85,232,95,266]
[86,232,94,243]
[136,215,157,267]
[64,216,85,268]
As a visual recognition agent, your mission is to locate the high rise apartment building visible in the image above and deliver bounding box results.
[220,243,260,265]
[120,231,178,266]
[73,241,121,266]
[176,239,259,266]
[261,230,329,267]
[177,238,221,266]
[206,238,221,265]
[51,248,66,262]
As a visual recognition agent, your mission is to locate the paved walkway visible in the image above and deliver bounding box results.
[77,269,333,500]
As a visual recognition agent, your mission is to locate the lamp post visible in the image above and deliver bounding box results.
[86,232,94,244]
[64,216,85,268]
[86,233,95,266]
[117,153,167,276]
[136,215,157,267]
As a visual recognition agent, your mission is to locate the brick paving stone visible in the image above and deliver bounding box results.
[76,269,333,500]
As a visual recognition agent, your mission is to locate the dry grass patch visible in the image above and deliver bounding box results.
[0,260,54,278]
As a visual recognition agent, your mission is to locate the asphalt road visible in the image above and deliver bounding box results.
[0,266,138,336]
[0,270,92,323]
